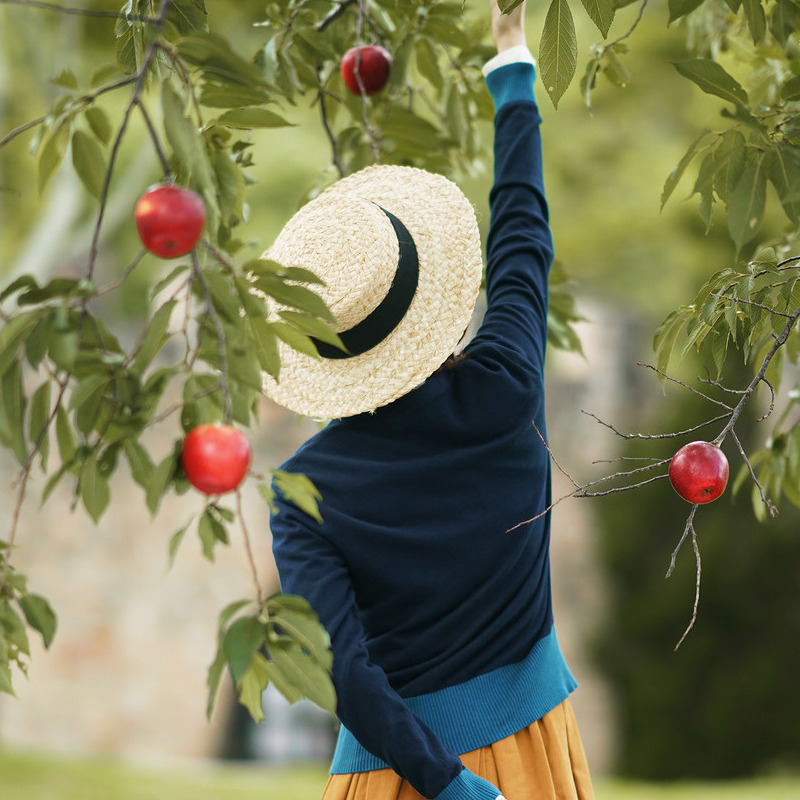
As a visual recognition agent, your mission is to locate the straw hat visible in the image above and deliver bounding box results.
[259,164,483,419]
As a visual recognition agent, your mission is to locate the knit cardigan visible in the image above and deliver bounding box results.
[270,59,575,800]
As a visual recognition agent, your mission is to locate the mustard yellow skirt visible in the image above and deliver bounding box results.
[321,699,594,800]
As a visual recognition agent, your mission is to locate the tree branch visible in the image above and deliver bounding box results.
[0,0,160,22]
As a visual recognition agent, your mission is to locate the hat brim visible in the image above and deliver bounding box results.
[261,165,483,419]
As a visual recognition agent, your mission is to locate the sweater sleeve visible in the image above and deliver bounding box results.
[465,61,553,395]
[270,498,502,800]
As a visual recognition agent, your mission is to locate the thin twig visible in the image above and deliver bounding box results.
[532,420,579,490]
[582,409,732,440]
[674,520,701,651]
[709,292,793,319]
[713,301,800,445]
[729,428,777,517]
[638,363,734,410]
[93,250,147,297]
[317,73,345,178]
[317,0,356,32]
[1,378,69,594]
[135,99,172,178]
[354,0,380,163]
[237,491,263,606]
[666,504,697,579]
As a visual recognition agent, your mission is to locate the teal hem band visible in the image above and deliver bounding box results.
[485,62,536,110]
[330,627,577,774]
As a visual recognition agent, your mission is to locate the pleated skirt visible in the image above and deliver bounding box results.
[321,698,594,800]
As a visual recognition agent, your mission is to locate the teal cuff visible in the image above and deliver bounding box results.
[436,768,502,800]
[485,62,536,110]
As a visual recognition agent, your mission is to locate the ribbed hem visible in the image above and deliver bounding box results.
[330,627,576,774]
[435,768,502,800]
[484,61,536,110]
[482,45,536,77]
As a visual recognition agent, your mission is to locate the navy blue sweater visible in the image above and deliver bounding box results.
[270,63,575,800]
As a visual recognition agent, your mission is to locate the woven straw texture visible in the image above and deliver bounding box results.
[260,165,483,419]
[321,700,594,800]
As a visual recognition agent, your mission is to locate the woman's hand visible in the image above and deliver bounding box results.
[490,0,527,54]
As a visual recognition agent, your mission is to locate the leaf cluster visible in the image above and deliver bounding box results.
[207,594,335,723]
[0,549,56,697]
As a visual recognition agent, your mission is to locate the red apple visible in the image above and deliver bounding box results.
[181,424,252,495]
[668,441,729,504]
[135,185,205,258]
[340,45,392,96]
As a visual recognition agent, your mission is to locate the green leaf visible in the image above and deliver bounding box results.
[728,157,766,252]
[38,120,72,194]
[131,299,176,376]
[415,37,443,90]
[267,594,332,669]
[781,74,800,102]
[2,360,28,464]
[124,440,156,489]
[0,601,30,656]
[52,68,79,89]
[653,310,685,376]
[662,134,711,209]
[167,522,190,568]
[218,108,294,129]
[71,130,108,200]
[55,405,77,464]
[581,0,615,36]
[167,0,208,35]
[202,269,241,323]
[84,107,113,145]
[70,374,110,435]
[0,310,48,376]
[161,82,219,234]
[223,616,265,682]
[177,31,266,88]
[271,470,323,522]
[0,662,14,696]
[29,382,52,469]
[711,129,747,204]
[674,59,749,109]
[249,316,280,379]
[80,454,111,523]
[251,274,334,323]
[742,0,767,43]
[146,449,178,515]
[264,640,336,714]
[279,311,344,352]
[206,646,228,718]
[237,654,269,722]
[20,594,57,649]
[270,321,319,359]
[668,0,704,22]
[770,0,800,48]
[539,0,578,109]
[197,509,228,560]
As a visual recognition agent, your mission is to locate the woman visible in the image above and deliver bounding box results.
[263,3,594,799]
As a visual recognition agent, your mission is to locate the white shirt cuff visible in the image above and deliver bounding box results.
[482,45,536,78]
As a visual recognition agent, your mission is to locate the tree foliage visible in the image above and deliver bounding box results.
[2,0,800,726]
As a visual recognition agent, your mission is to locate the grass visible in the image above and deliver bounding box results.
[2,748,799,800]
